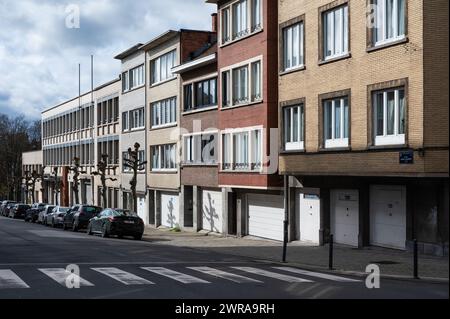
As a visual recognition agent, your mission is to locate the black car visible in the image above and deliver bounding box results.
[1,201,16,216]
[24,203,48,223]
[87,209,144,240]
[9,204,31,219]
[3,202,17,217]
[62,205,103,232]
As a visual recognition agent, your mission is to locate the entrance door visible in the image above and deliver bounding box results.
[299,193,320,244]
[331,190,359,247]
[370,185,406,249]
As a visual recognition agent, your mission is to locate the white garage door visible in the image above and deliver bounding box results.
[161,193,180,228]
[137,196,147,225]
[299,193,321,244]
[370,185,406,250]
[331,190,359,247]
[202,190,223,233]
[248,194,284,241]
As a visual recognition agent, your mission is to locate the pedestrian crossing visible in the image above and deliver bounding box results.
[0,265,361,290]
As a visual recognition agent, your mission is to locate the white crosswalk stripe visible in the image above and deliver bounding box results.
[231,267,314,283]
[0,270,30,289]
[91,267,154,285]
[38,268,94,287]
[141,267,210,284]
[188,267,263,283]
[273,267,361,282]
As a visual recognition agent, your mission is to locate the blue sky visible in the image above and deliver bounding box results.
[0,0,215,119]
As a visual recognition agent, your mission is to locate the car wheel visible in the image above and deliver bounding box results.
[72,222,78,232]
[62,223,67,231]
[101,225,109,238]
[52,219,56,228]
[133,234,143,241]
[87,224,93,236]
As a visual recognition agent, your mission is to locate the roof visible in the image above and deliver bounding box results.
[114,43,144,60]
[140,30,179,52]
[172,43,217,74]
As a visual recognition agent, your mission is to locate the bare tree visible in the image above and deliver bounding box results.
[123,143,146,214]
[92,154,117,208]
[22,170,32,204]
[68,157,86,205]
[52,167,62,206]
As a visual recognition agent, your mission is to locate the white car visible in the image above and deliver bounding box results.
[46,206,70,228]
[38,205,55,225]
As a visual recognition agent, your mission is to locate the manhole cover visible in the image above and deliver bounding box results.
[370,261,401,265]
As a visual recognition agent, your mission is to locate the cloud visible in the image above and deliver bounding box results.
[0,0,216,119]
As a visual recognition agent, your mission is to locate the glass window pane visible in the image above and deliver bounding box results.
[398,89,406,134]
[344,98,349,139]
[376,93,384,136]
[387,91,395,135]
[398,0,405,36]
[324,101,332,140]
[293,107,299,142]
[334,99,341,139]
[284,108,291,144]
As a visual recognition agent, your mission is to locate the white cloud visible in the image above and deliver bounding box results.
[0,0,216,119]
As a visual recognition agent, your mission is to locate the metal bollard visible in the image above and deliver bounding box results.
[329,234,334,270]
[414,239,419,279]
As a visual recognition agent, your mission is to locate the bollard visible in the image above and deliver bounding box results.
[329,234,334,270]
[413,239,419,279]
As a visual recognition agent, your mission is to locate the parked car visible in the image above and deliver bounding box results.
[9,204,31,219]
[3,202,18,217]
[87,208,144,240]
[24,203,48,223]
[63,205,102,232]
[38,205,55,225]
[1,201,16,216]
[46,206,70,228]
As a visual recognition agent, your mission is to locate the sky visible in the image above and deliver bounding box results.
[0,0,216,119]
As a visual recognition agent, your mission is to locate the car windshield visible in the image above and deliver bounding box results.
[83,207,102,214]
[59,207,69,212]
[112,210,138,217]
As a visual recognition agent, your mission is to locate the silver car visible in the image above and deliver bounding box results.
[38,205,55,225]
[46,206,70,228]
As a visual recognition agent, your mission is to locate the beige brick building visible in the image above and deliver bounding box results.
[278,0,448,255]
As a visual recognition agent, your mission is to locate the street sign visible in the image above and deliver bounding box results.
[399,150,414,164]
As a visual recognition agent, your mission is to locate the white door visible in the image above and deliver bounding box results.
[248,194,284,241]
[85,183,93,205]
[161,193,180,228]
[202,190,223,233]
[299,193,320,244]
[331,190,359,247]
[137,196,147,225]
[370,185,406,249]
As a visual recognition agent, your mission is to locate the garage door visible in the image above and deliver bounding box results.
[248,194,284,241]
[370,185,406,250]
[137,196,147,225]
[331,190,359,247]
[299,193,320,244]
[202,190,223,233]
[85,183,93,206]
[161,193,179,228]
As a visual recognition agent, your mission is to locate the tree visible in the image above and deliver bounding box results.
[52,167,62,206]
[123,143,146,214]
[68,157,86,205]
[22,170,32,204]
[92,154,117,208]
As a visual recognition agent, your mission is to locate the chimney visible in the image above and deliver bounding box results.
[211,13,218,33]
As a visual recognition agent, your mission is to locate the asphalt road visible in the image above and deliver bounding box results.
[0,216,448,299]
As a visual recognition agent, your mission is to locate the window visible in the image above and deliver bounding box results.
[251,61,261,101]
[184,78,217,111]
[129,65,145,89]
[283,22,304,71]
[221,0,262,45]
[122,112,129,131]
[183,133,218,165]
[224,59,262,108]
[151,144,177,171]
[184,84,193,111]
[372,0,406,45]
[323,97,349,148]
[151,50,176,85]
[122,71,129,92]
[232,66,249,105]
[323,4,349,60]
[122,150,146,173]
[283,104,304,151]
[151,97,177,128]
[222,128,262,171]
[373,88,405,146]
[130,108,145,130]
[222,71,230,107]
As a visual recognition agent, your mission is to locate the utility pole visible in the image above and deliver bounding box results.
[92,154,117,208]
[123,143,147,214]
[69,157,87,205]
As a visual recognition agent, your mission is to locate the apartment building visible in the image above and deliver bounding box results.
[207,0,283,240]
[142,29,216,229]
[41,78,121,207]
[22,151,44,203]
[172,28,219,232]
[278,0,449,254]
[114,45,148,223]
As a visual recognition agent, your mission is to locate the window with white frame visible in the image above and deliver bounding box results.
[122,150,145,173]
[129,64,145,89]
[151,144,177,171]
[122,71,129,92]
[122,112,129,132]
[221,0,262,45]
[323,4,349,60]
[232,66,248,105]
[151,50,176,85]
[130,107,145,130]
[373,87,405,146]
[151,97,177,128]
[372,0,406,46]
[283,22,304,71]
[183,133,218,165]
[323,97,349,148]
[184,77,218,112]
[222,128,262,171]
[283,104,304,151]
[224,59,262,108]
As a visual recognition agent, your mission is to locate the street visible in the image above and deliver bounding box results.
[0,216,448,299]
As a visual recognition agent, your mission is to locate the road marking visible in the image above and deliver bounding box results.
[188,267,262,284]
[0,270,30,289]
[273,267,361,282]
[231,267,313,283]
[141,267,210,284]
[38,268,94,287]
[91,267,154,285]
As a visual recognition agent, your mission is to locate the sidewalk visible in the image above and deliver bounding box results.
[142,227,449,282]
